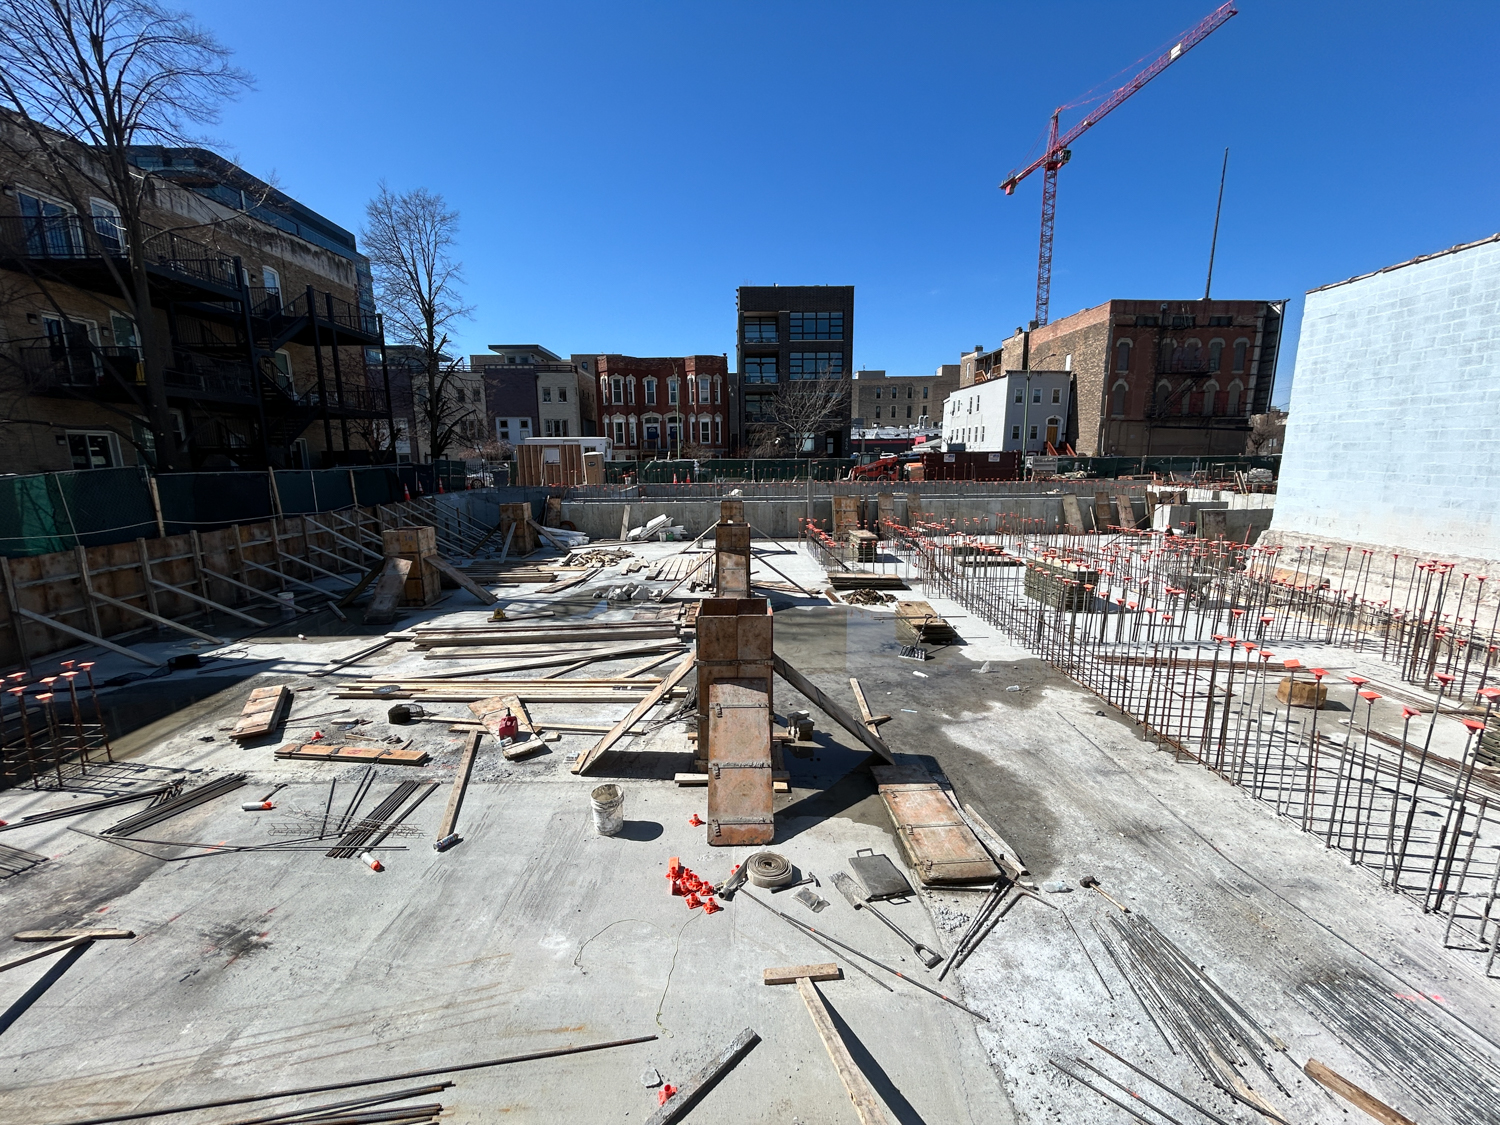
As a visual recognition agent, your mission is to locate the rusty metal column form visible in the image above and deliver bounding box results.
[697,597,775,846]
[716,500,752,599]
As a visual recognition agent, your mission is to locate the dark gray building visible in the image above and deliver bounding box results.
[736,285,854,457]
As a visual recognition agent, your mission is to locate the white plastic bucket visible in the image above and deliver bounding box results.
[276,591,296,620]
[591,784,625,836]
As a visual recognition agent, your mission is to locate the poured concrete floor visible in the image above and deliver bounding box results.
[1,538,1497,1125]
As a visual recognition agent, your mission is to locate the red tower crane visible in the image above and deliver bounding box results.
[1000,2,1238,327]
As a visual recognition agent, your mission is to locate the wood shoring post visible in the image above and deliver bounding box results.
[147,473,165,539]
[135,539,162,623]
[0,556,32,670]
[189,530,212,623]
[74,546,104,639]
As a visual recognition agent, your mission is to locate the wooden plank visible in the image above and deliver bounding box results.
[231,685,292,743]
[470,695,546,760]
[1303,1060,1417,1125]
[848,678,891,738]
[274,743,429,765]
[427,554,499,605]
[772,654,893,763]
[13,929,134,942]
[149,578,265,626]
[573,651,697,775]
[436,730,483,840]
[763,964,841,986]
[81,584,223,645]
[0,935,94,973]
[13,606,160,667]
[795,976,892,1125]
[870,762,999,886]
[706,678,774,846]
[0,555,32,669]
[365,557,413,625]
[642,1028,762,1125]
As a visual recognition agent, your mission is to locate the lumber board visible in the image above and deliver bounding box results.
[337,559,387,608]
[573,651,697,775]
[763,964,841,986]
[870,762,999,885]
[230,685,292,743]
[826,573,908,590]
[642,1028,762,1125]
[13,929,134,942]
[274,742,429,766]
[772,654,893,763]
[470,695,546,760]
[364,557,413,625]
[1303,1060,1416,1125]
[437,730,483,840]
[795,976,892,1125]
[848,677,891,738]
[427,554,500,605]
[0,935,94,973]
[13,605,161,667]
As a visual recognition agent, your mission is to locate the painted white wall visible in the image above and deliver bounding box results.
[940,371,1070,452]
[1274,236,1500,561]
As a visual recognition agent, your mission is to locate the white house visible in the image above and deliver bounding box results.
[941,370,1072,453]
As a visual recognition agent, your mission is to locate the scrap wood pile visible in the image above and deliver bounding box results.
[836,588,895,606]
[564,547,634,568]
[645,550,715,588]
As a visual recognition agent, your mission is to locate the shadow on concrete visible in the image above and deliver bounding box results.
[617,819,665,842]
[821,986,931,1125]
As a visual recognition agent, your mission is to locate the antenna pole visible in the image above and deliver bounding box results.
[1204,147,1229,300]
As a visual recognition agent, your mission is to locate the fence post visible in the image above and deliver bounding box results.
[146,472,165,539]
[267,467,283,519]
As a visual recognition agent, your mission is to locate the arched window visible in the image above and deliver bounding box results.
[1159,339,1176,373]
[626,377,635,406]
[1208,339,1224,372]
[1116,340,1131,371]
[1180,382,1193,415]
[1232,339,1248,373]
[1154,381,1171,415]
[644,377,658,405]
[1226,380,1243,415]
[1111,381,1128,417]
[1183,338,1203,370]
[1202,381,1218,416]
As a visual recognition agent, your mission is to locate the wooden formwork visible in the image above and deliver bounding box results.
[0,498,494,671]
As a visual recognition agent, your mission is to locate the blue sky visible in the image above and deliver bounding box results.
[196,1,1500,407]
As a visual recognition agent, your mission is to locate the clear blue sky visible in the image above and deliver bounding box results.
[197,1,1500,408]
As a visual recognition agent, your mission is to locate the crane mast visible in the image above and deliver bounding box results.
[1001,2,1238,327]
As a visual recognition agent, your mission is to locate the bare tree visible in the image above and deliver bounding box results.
[362,184,474,462]
[749,379,849,458]
[1245,408,1287,455]
[0,0,251,471]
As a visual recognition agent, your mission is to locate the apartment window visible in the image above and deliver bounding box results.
[558,388,567,402]
[90,200,122,252]
[743,316,777,343]
[610,376,623,405]
[19,191,77,257]
[1233,340,1248,373]
[668,378,679,404]
[626,379,635,405]
[713,379,721,404]
[1029,424,1038,440]
[874,388,881,399]
[1011,425,1020,440]
[271,350,293,390]
[110,314,138,354]
[1014,388,1023,404]
[544,418,567,436]
[1051,388,1061,404]
[1208,339,1224,372]
[922,386,928,399]
[1203,383,1218,416]
[497,419,511,440]
[905,405,912,419]
[519,418,531,436]
[789,311,843,340]
[1208,315,1233,326]
[874,407,881,420]
[628,418,637,446]
[1171,315,1193,328]
[745,356,777,384]
[1116,339,1131,371]
[67,431,119,470]
[1032,389,1041,404]
[789,352,842,379]
[700,420,711,444]
[542,387,552,403]
[714,417,722,444]
[614,420,626,444]
[644,378,657,405]
[1135,315,1159,326]
[262,266,281,301]
[696,376,708,404]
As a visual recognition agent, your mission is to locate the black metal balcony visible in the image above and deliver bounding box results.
[0,215,239,298]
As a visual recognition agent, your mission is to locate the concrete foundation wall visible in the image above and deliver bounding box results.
[1274,236,1500,564]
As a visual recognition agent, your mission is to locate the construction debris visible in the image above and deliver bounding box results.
[230,685,292,743]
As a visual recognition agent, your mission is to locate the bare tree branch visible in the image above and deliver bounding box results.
[749,379,849,458]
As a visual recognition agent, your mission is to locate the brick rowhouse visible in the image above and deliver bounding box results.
[963,298,1285,457]
[591,354,730,461]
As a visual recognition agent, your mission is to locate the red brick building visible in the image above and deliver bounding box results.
[963,298,1285,457]
[590,354,730,461]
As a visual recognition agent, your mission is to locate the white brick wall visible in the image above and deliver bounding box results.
[1274,237,1500,561]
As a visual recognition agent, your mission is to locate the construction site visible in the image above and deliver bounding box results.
[0,464,1494,1125]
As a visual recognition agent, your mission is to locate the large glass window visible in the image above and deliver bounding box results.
[744,356,777,384]
[789,311,843,340]
[743,317,777,343]
[789,352,843,379]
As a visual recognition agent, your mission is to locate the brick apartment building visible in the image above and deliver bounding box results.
[736,285,854,456]
[961,298,1284,457]
[591,354,730,460]
[472,345,588,448]
[0,116,394,473]
[851,366,957,429]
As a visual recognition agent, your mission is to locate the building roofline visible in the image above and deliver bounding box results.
[1307,233,1500,295]
[487,344,563,361]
